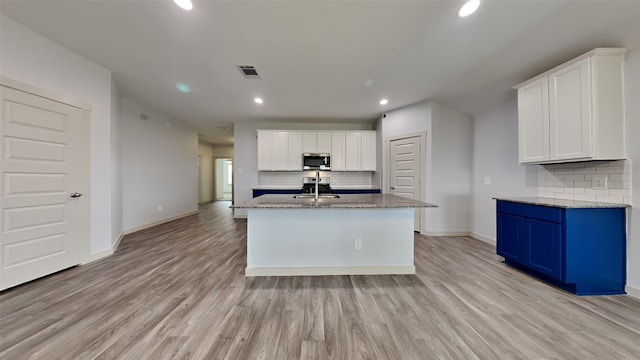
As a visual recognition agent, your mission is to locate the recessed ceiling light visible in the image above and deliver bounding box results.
[173,0,193,11]
[254,97,264,104]
[176,83,191,93]
[379,99,389,105]
[458,0,480,17]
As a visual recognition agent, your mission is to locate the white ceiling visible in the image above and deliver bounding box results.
[2,0,640,145]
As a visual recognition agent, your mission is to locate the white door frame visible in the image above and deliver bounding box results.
[385,131,427,232]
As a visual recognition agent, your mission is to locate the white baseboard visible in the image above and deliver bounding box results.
[245,266,415,277]
[468,232,496,246]
[112,232,124,253]
[420,230,471,237]
[83,248,113,264]
[82,232,125,265]
[123,210,198,235]
[626,285,640,299]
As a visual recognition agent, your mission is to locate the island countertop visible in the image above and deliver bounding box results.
[233,194,438,209]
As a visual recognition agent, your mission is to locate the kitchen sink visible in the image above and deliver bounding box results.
[293,194,340,199]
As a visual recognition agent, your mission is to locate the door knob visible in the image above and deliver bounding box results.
[390,187,395,190]
[70,192,82,198]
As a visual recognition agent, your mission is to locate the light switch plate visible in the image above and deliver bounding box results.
[484,177,491,185]
[592,175,608,190]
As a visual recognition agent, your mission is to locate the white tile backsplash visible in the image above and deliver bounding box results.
[537,160,631,204]
[258,171,376,189]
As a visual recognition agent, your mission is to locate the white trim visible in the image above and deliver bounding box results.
[82,248,113,264]
[626,285,640,299]
[81,232,124,265]
[112,232,124,253]
[420,230,471,237]
[0,76,92,110]
[245,266,416,277]
[123,210,198,235]
[468,232,497,246]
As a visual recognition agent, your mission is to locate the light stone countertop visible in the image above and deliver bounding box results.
[233,194,438,209]
[494,197,631,209]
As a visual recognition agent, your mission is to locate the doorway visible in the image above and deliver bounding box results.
[215,158,233,201]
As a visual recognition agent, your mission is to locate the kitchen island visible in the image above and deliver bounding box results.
[233,194,437,276]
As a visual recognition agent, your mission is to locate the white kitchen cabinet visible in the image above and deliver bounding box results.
[515,48,626,164]
[257,130,274,171]
[345,132,361,170]
[288,131,303,170]
[344,131,377,171]
[331,132,346,171]
[361,131,376,171]
[302,131,331,153]
[257,130,289,171]
[259,129,376,171]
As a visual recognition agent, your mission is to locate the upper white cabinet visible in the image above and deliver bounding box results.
[331,132,346,171]
[257,130,377,171]
[344,131,377,171]
[302,131,331,153]
[515,48,626,164]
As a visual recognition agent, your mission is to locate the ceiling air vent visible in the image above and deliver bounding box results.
[237,64,260,78]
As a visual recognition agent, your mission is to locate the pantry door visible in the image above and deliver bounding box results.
[0,83,90,291]
[390,135,422,231]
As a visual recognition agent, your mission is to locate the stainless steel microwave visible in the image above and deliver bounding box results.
[303,153,330,170]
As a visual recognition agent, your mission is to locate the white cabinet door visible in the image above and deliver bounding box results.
[345,132,361,171]
[518,77,550,164]
[302,132,317,153]
[331,132,346,171]
[549,58,591,161]
[272,131,289,170]
[288,131,303,170]
[257,130,273,171]
[361,131,376,171]
[317,132,332,153]
[515,48,625,164]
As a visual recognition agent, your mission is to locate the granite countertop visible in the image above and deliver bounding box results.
[233,194,438,209]
[494,197,631,209]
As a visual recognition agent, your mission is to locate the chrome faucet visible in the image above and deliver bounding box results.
[315,170,320,201]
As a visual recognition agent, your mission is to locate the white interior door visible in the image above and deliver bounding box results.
[390,136,421,231]
[1,84,90,291]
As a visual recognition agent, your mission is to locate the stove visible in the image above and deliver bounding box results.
[301,176,332,195]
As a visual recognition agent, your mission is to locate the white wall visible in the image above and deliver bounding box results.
[110,77,123,246]
[469,96,538,243]
[120,98,198,232]
[430,102,473,234]
[624,48,640,295]
[378,100,473,234]
[233,122,372,217]
[0,15,117,255]
[212,144,234,159]
[198,141,214,203]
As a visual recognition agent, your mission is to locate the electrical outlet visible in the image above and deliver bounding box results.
[592,175,608,190]
[484,177,491,186]
[354,238,362,250]
[157,204,163,212]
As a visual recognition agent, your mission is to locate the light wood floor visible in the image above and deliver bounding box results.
[2,201,640,359]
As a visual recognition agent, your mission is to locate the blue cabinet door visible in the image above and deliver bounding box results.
[497,213,525,262]
[526,219,563,280]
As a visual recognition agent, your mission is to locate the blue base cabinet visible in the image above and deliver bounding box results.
[496,200,626,296]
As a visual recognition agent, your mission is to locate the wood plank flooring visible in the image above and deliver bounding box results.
[2,201,640,359]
